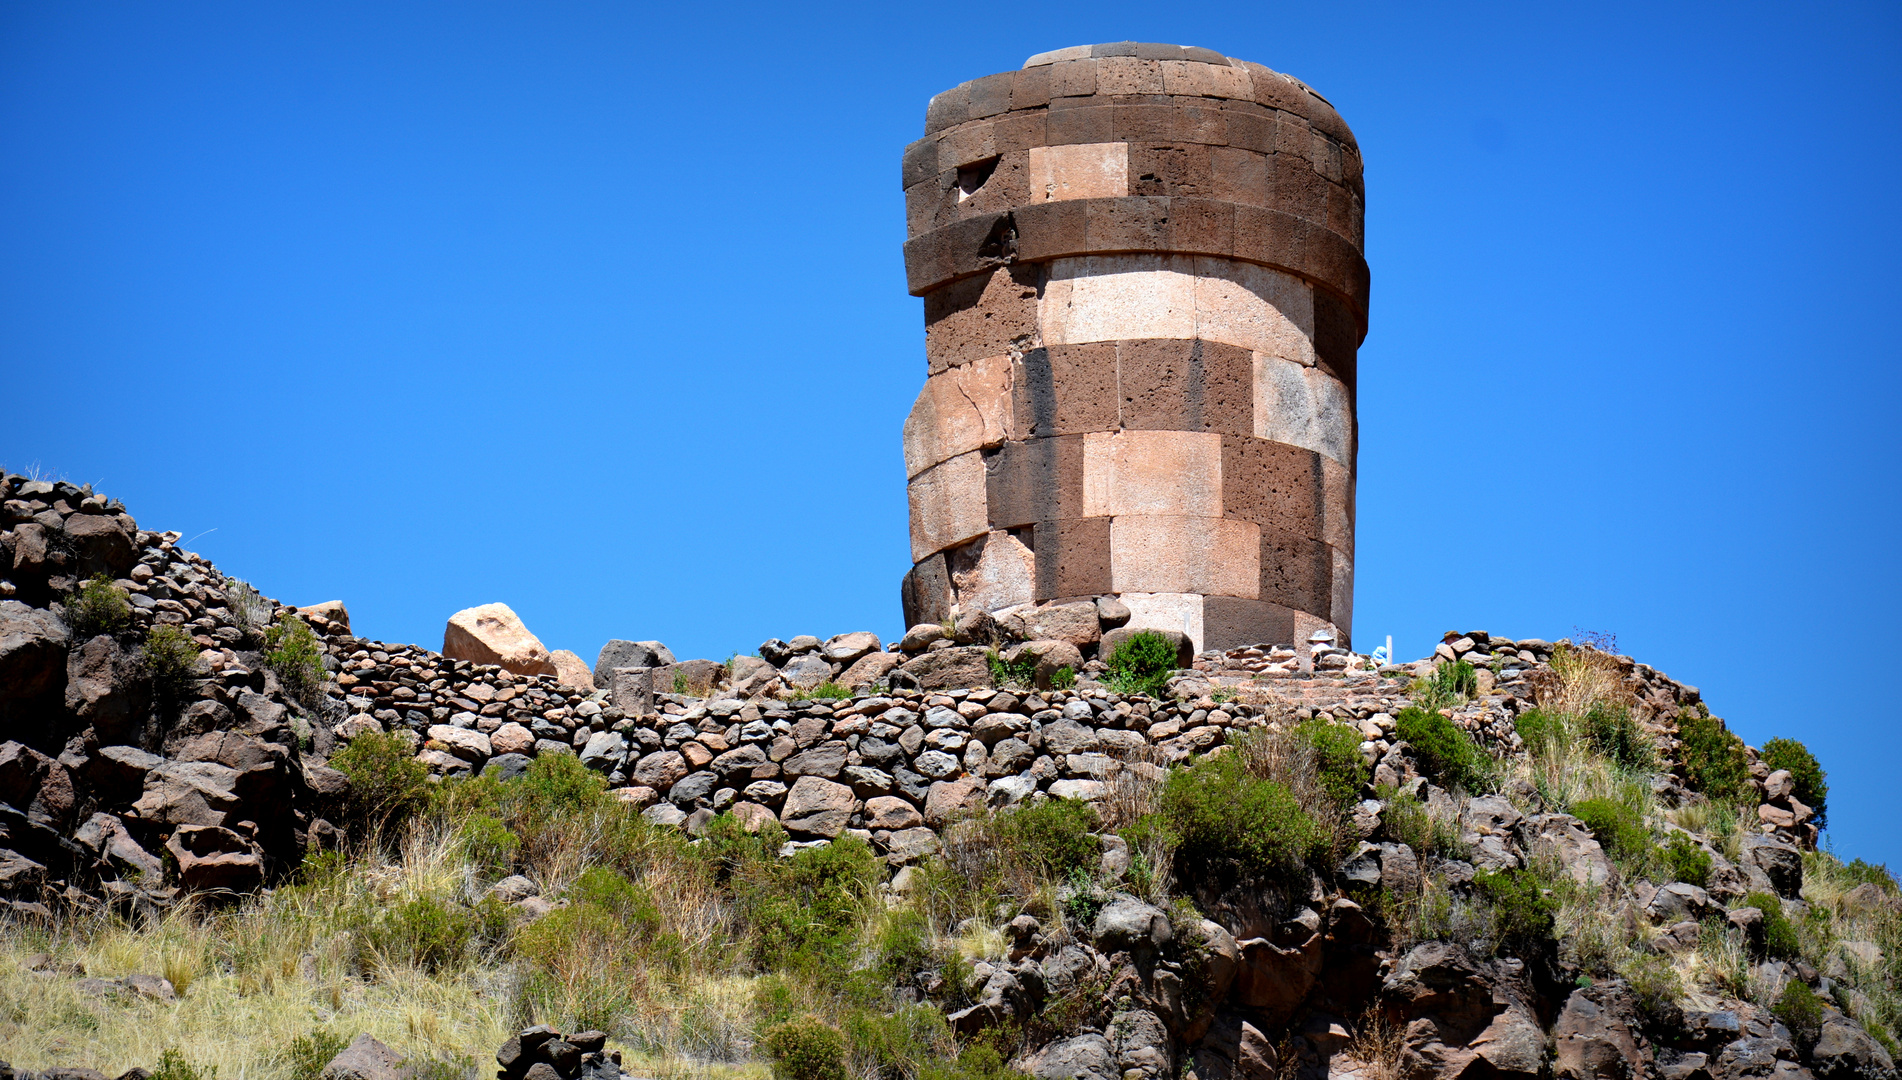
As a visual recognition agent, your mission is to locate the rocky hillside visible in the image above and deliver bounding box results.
[0,470,1897,1080]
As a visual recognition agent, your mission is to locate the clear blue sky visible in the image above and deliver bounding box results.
[5,2,1898,865]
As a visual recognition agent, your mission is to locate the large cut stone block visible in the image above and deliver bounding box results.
[1110,515,1259,598]
[1118,338,1254,436]
[1083,430,1223,519]
[908,451,990,561]
[946,530,1036,614]
[1032,517,1112,600]
[1027,142,1129,202]
[1203,597,1300,651]
[1218,435,1327,541]
[986,435,1087,529]
[1117,593,1204,654]
[1259,529,1334,617]
[1253,354,1353,465]
[924,265,1044,373]
[1011,345,1119,440]
[904,354,1015,479]
[902,553,951,629]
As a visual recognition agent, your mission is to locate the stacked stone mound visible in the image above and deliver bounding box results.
[900,42,1365,653]
[493,1025,629,1080]
[0,473,351,916]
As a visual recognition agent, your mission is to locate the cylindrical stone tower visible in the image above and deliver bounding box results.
[899,42,1367,653]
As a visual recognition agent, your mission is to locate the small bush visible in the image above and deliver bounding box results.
[1473,867,1557,953]
[1761,737,1828,828]
[359,895,471,974]
[1130,752,1324,889]
[1105,631,1178,698]
[1772,978,1824,1047]
[1678,710,1750,803]
[744,835,881,970]
[284,1030,349,1080]
[1379,787,1465,859]
[142,623,204,703]
[222,579,271,644]
[1620,951,1683,1022]
[1573,798,1653,874]
[872,910,938,987]
[63,573,132,638]
[1294,718,1370,806]
[1662,835,1713,888]
[985,649,1038,689]
[1050,665,1076,691]
[456,814,519,877]
[1429,658,1478,701]
[151,1048,216,1080]
[263,614,327,704]
[569,865,660,934]
[1842,857,1899,894]
[1394,706,1493,793]
[842,1004,957,1077]
[761,1016,848,1080]
[990,798,1099,880]
[1514,708,1563,757]
[330,730,431,838]
[803,680,852,700]
[1579,704,1655,772]
[1742,892,1801,960]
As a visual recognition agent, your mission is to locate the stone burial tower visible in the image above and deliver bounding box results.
[898,42,1367,653]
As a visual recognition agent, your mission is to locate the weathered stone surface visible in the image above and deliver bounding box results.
[427,724,492,762]
[443,603,555,676]
[296,600,351,634]
[865,795,923,830]
[320,1032,408,1080]
[166,824,263,892]
[1526,812,1614,888]
[780,776,856,837]
[0,599,69,703]
[897,645,994,691]
[632,751,688,790]
[1813,1010,1898,1078]
[821,632,882,666]
[1005,602,1102,650]
[593,640,674,687]
[838,650,904,690]
[547,649,594,691]
[1028,1033,1116,1080]
[924,776,985,827]
[1552,986,1647,1080]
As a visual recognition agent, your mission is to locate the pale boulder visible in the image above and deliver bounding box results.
[780,776,857,837]
[295,601,351,635]
[442,603,555,676]
[548,649,594,691]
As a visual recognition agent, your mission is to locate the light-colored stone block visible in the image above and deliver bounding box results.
[1027,143,1129,203]
[907,451,990,562]
[903,354,1015,478]
[1110,516,1260,598]
[1253,355,1353,465]
[1192,257,1315,363]
[1118,592,1205,654]
[947,530,1036,614]
[1040,255,1315,360]
[1093,57,1163,95]
[1082,430,1223,518]
[1024,44,1091,67]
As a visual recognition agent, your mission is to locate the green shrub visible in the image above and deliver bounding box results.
[1294,718,1370,806]
[456,814,519,877]
[1579,704,1655,772]
[1105,631,1179,698]
[1050,665,1076,691]
[284,1030,349,1080]
[872,910,938,987]
[151,1048,216,1080]
[1678,710,1750,803]
[1430,658,1478,701]
[1378,787,1465,859]
[798,680,852,700]
[991,798,1099,880]
[1394,707,1493,793]
[1473,867,1557,953]
[330,730,431,838]
[841,1004,956,1077]
[1662,835,1713,888]
[672,669,690,694]
[1620,951,1683,1022]
[1772,978,1824,1047]
[745,835,880,971]
[63,573,132,638]
[569,865,660,934]
[359,895,471,974]
[760,1016,848,1080]
[1842,858,1898,894]
[1761,738,1828,828]
[1514,708,1563,757]
[1129,752,1324,888]
[263,614,327,704]
[1572,798,1653,874]
[142,624,204,703]
[985,649,1039,689]
[513,900,624,971]
[1742,892,1801,960]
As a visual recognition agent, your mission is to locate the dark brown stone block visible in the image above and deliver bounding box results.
[990,111,1047,155]
[1130,143,1212,198]
[923,264,1043,373]
[1118,339,1253,437]
[968,73,1014,119]
[1224,107,1276,155]
[1204,597,1299,651]
[1258,528,1334,617]
[1012,199,1087,262]
[1010,66,1052,111]
[1012,345,1119,439]
[1311,289,1363,391]
[1210,147,1270,208]
[985,435,1087,528]
[1220,435,1327,543]
[1033,517,1113,601]
[1169,197,1235,256]
[1086,197,1172,252]
[926,84,970,134]
[902,138,939,189]
[902,553,951,628]
[1045,103,1115,146]
[1268,151,1332,228]
[1110,104,1175,142]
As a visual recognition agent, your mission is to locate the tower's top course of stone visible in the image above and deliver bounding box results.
[904,43,1365,327]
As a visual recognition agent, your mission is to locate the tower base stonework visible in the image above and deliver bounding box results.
[900,44,1366,653]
